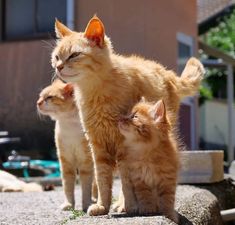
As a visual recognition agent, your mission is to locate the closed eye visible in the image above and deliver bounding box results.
[131,111,138,119]
[45,96,53,101]
[68,52,81,60]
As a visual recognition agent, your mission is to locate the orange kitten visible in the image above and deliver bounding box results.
[37,80,94,211]
[118,99,179,222]
[51,16,204,215]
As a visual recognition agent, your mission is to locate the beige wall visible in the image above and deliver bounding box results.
[0,0,197,154]
[0,40,54,155]
[75,0,197,70]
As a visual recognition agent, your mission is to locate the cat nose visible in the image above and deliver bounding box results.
[119,116,129,123]
[57,64,64,72]
[37,99,43,106]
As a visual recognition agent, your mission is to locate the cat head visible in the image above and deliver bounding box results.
[118,99,170,144]
[37,79,76,120]
[51,16,112,83]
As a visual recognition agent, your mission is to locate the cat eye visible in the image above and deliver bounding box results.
[55,55,59,61]
[45,96,53,101]
[68,52,81,60]
[131,111,138,119]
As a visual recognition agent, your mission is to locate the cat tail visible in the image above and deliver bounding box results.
[177,57,205,98]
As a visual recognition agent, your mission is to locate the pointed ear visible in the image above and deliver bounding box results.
[55,19,73,38]
[149,100,166,122]
[84,15,105,48]
[63,83,74,98]
[140,96,146,103]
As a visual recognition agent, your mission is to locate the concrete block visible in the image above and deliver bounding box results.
[178,150,224,184]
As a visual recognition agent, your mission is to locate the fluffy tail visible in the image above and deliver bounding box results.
[177,57,205,98]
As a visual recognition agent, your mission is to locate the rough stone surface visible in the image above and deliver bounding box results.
[0,179,224,225]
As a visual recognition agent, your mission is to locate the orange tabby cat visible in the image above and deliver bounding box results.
[37,80,94,211]
[118,98,179,222]
[51,16,204,215]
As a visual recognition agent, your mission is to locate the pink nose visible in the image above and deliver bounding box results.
[37,99,43,106]
[57,64,64,72]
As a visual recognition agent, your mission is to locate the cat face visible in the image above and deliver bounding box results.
[118,99,169,143]
[51,16,111,83]
[37,80,75,120]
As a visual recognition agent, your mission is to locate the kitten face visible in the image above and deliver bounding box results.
[37,80,75,120]
[118,100,169,143]
[51,16,111,83]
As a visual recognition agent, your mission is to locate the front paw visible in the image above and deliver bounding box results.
[87,204,108,216]
[126,204,138,215]
[60,202,74,211]
[138,204,156,215]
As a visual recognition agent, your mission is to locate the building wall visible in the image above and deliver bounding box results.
[0,0,197,156]
[0,40,54,157]
[75,0,197,70]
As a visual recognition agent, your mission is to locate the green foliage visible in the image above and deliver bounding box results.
[203,10,235,56]
[61,209,85,225]
[200,9,235,101]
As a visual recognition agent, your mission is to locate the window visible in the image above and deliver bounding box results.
[177,32,195,73]
[1,0,67,41]
[177,32,197,150]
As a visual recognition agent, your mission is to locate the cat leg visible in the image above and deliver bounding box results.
[158,182,178,223]
[92,179,98,202]
[79,167,93,212]
[60,157,76,211]
[87,147,114,216]
[117,163,138,214]
[133,180,156,215]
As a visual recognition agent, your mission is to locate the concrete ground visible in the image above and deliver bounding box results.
[0,179,224,225]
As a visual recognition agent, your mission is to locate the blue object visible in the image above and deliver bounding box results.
[3,160,61,178]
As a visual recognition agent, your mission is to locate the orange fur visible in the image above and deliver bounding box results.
[52,16,204,215]
[37,80,95,211]
[117,99,179,223]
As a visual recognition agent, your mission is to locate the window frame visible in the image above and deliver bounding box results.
[0,0,69,42]
[177,32,198,150]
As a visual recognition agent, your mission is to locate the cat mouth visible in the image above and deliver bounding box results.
[59,72,79,78]
[118,121,129,131]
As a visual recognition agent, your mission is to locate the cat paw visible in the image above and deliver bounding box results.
[167,211,179,224]
[126,204,139,215]
[60,202,74,211]
[87,204,108,216]
[138,204,156,215]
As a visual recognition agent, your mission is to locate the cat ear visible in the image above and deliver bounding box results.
[55,19,72,38]
[140,96,146,103]
[84,15,105,48]
[63,83,74,98]
[149,100,166,123]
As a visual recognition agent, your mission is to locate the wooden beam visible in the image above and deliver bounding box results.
[198,40,235,66]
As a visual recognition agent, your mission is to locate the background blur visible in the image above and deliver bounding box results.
[0,0,234,162]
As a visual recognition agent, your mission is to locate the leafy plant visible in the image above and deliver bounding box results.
[200,9,235,101]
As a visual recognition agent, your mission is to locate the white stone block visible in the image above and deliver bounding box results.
[178,150,224,184]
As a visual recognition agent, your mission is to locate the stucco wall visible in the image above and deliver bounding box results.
[0,0,197,155]
[0,40,54,156]
[75,0,197,70]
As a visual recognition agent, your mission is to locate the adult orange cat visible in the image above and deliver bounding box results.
[37,80,95,211]
[118,98,179,222]
[51,16,204,215]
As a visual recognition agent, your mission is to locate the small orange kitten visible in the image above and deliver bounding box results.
[37,80,94,211]
[118,98,179,222]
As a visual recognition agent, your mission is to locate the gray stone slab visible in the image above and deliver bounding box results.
[0,179,223,225]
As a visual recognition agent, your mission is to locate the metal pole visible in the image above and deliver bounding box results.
[227,64,234,164]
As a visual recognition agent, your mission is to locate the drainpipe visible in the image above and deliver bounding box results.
[66,0,74,30]
[227,64,234,165]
